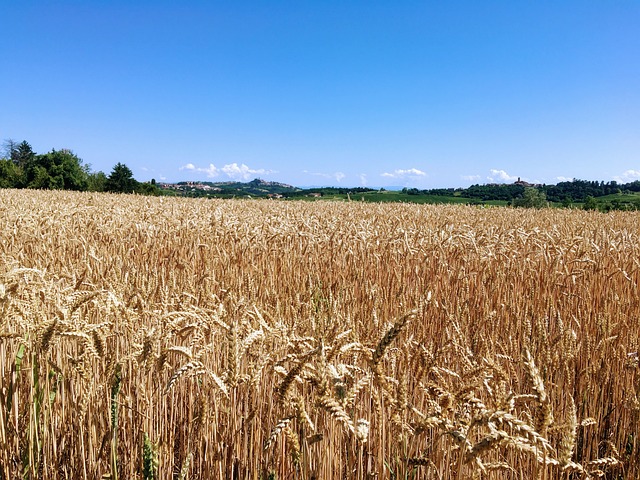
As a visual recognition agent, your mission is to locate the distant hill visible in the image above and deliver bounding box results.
[157,177,640,211]
[166,178,301,196]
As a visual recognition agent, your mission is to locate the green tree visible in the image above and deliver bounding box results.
[1,139,33,187]
[561,196,573,208]
[25,149,88,190]
[583,196,598,211]
[106,163,138,193]
[87,171,108,192]
[49,174,65,190]
[137,181,162,196]
[29,165,52,189]
[12,141,36,168]
[0,158,24,188]
[512,187,547,208]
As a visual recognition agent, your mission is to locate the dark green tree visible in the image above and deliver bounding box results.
[106,163,138,193]
[12,141,35,168]
[25,149,88,190]
[512,187,547,208]
[583,196,598,211]
[0,158,24,187]
[87,171,108,192]
[29,165,52,189]
[137,181,161,196]
[1,139,33,187]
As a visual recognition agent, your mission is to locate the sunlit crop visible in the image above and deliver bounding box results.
[1,189,638,479]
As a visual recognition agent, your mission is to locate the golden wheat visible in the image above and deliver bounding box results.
[0,189,638,479]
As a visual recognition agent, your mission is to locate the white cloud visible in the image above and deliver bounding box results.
[221,162,273,181]
[180,163,219,178]
[203,164,219,177]
[180,162,273,180]
[556,176,573,182]
[305,171,329,178]
[359,173,368,186]
[304,171,346,183]
[461,174,481,182]
[381,168,426,178]
[487,169,518,183]
[613,169,640,182]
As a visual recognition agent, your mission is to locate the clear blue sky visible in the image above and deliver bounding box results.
[2,1,639,188]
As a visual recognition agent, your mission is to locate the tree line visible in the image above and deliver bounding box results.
[3,139,640,210]
[403,179,640,210]
[0,139,160,195]
[408,179,640,202]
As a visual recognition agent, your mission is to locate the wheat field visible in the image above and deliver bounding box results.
[0,189,638,479]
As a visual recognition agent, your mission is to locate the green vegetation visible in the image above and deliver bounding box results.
[170,178,300,197]
[285,189,508,206]
[1,139,161,195]
[3,138,640,209]
[106,162,139,194]
[512,187,547,208]
[0,141,89,190]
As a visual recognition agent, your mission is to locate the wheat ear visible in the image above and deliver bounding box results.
[372,310,416,366]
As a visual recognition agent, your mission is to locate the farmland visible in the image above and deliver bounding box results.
[1,189,639,479]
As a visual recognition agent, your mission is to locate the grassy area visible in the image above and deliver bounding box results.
[164,186,640,211]
[580,192,640,211]
[291,190,511,206]
[597,192,640,202]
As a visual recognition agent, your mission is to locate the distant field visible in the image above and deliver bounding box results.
[1,190,638,479]
[300,189,640,210]
[297,189,512,206]
[597,192,640,203]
